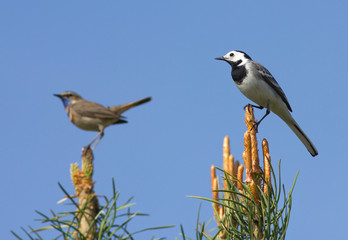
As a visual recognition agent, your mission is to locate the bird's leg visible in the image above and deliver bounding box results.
[251,103,270,132]
[90,126,105,151]
[244,104,265,131]
[91,132,104,151]
[88,132,101,148]
[87,125,105,151]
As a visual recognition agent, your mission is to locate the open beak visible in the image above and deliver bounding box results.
[215,57,225,61]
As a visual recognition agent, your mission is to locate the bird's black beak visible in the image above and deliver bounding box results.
[53,94,62,98]
[215,57,225,61]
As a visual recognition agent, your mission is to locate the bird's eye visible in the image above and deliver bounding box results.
[230,53,234,57]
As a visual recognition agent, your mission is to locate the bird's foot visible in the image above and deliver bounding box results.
[243,104,252,112]
[82,144,92,155]
[244,104,264,111]
[250,120,260,133]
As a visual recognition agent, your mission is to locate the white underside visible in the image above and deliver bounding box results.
[235,64,317,156]
[236,69,292,122]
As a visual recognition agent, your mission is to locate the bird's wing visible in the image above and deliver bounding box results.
[254,62,292,112]
[73,100,119,119]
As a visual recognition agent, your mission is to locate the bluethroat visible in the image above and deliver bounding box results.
[54,91,151,149]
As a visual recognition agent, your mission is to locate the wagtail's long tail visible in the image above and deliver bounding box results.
[282,115,318,157]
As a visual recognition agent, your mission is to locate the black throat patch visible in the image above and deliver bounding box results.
[231,62,247,84]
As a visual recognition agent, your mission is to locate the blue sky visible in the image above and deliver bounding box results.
[1,1,348,239]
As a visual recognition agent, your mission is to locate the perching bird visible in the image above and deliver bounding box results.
[215,50,318,157]
[54,91,151,149]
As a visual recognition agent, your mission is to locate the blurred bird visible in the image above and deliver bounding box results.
[215,50,318,157]
[54,91,151,149]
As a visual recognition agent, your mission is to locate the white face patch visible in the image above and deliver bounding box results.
[223,51,249,66]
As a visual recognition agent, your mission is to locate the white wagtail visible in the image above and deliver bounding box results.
[215,50,318,157]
